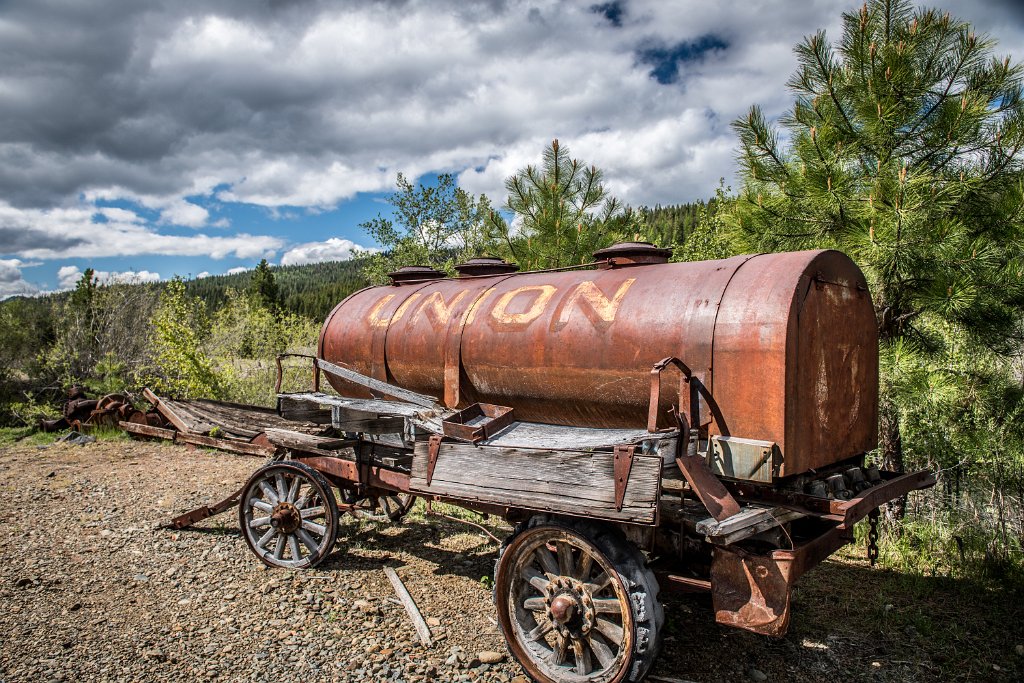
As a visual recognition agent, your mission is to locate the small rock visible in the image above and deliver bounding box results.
[748,668,767,682]
[426,617,441,627]
[144,649,167,662]
[511,677,529,683]
[15,577,34,588]
[134,574,149,583]
[478,651,505,664]
[1016,644,1024,656]
[353,599,378,615]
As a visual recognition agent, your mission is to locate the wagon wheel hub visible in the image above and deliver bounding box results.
[270,502,301,534]
[543,575,596,636]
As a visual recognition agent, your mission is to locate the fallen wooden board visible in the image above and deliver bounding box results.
[120,421,177,441]
[383,566,432,647]
[316,358,440,409]
[121,420,279,457]
[410,441,661,525]
[174,432,278,458]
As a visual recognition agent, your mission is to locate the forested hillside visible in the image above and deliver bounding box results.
[183,259,368,320]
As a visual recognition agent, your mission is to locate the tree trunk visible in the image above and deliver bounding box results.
[879,400,906,522]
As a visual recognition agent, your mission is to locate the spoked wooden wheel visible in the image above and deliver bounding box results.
[239,461,339,569]
[341,489,416,522]
[495,517,662,683]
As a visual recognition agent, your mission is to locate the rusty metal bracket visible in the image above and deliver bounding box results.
[163,486,245,530]
[426,434,443,486]
[648,357,710,432]
[613,444,636,511]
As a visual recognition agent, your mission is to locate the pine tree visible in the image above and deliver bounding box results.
[487,139,628,270]
[249,259,280,310]
[728,0,1024,487]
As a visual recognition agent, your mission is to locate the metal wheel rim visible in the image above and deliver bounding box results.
[498,527,634,683]
[241,465,336,569]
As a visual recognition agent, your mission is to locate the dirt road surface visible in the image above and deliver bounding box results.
[0,440,1019,682]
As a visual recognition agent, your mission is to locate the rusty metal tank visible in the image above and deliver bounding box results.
[318,248,878,478]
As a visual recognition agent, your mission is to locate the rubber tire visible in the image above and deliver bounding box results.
[494,515,664,683]
[238,461,340,569]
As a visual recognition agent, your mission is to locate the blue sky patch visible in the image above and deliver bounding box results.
[639,35,729,85]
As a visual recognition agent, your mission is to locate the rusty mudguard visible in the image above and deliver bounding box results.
[710,470,936,636]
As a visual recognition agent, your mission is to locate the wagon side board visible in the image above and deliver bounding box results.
[409,441,662,525]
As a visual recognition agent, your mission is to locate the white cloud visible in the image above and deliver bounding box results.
[280,237,377,266]
[56,265,161,290]
[195,271,211,279]
[0,200,282,261]
[226,266,249,275]
[0,0,1018,254]
[0,258,39,299]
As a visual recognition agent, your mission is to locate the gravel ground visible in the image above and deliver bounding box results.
[1,439,1021,683]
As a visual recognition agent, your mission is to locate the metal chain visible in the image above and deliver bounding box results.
[867,507,880,566]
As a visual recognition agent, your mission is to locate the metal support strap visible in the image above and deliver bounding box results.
[426,434,443,486]
[612,445,636,511]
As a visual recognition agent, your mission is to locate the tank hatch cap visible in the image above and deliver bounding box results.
[593,241,672,269]
[387,265,446,285]
[454,257,520,277]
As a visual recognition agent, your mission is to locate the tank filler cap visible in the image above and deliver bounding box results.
[593,241,672,268]
[386,265,446,285]
[454,256,520,277]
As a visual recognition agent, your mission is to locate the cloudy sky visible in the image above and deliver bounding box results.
[1,0,1022,298]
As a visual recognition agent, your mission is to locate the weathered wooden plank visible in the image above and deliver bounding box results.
[263,427,355,452]
[316,359,440,409]
[278,397,333,424]
[410,441,660,524]
[482,421,674,451]
[281,392,427,418]
[696,506,804,545]
[174,431,278,457]
[334,417,406,434]
[120,421,176,441]
[143,388,207,434]
[383,567,432,647]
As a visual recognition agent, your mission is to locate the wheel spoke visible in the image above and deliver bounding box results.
[556,541,574,576]
[594,617,624,646]
[297,529,320,554]
[249,516,271,528]
[252,499,273,513]
[586,572,612,594]
[588,634,615,669]
[533,545,559,577]
[288,535,302,560]
[301,520,326,536]
[520,566,548,592]
[572,639,591,675]
[258,481,279,505]
[300,505,326,519]
[549,633,568,665]
[273,535,285,560]
[286,475,300,503]
[523,597,546,612]
[255,527,277,549]
[274,473,287,501]
[574,551,594,581]
[593,598,622,614]
[526,620,553,642]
